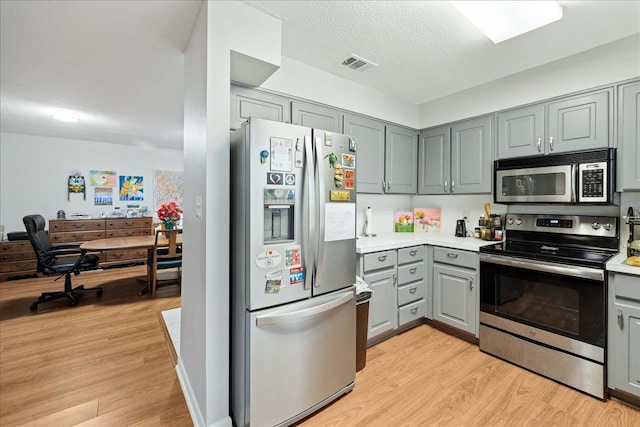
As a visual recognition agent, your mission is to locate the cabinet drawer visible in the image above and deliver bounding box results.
[398,245,424,265]
[433,247,476,269]
[103,249,148,262]
[612,273,640,302]
[105,229,144,238]
[50,231,105,243]
[0,260,37,273]
[1,251,35,262]
[1,241,33,253]
[399,300,426,326]
[397,261,425,285]
[363,250,397,273]
[398,280,425,306]
[61,220,105,231]
[106,218,152,229]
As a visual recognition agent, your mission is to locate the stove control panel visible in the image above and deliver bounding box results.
[505,214,618,238]
[536,218,573,228]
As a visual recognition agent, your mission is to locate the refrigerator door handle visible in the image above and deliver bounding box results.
[255,292,353,326]
[314,135,326,288]
[303,135,315,290]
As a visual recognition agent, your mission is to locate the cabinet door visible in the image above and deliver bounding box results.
[343,114,385,194]
[291,101,340,133]
[418,125,450,194]
[497,104,545,159]
[451,115,493,194]
[547,89,610,154]
[385,125,417,194]
[433,264,476,335]
[230,85,291,130]
[618,82,640,191]
[364,268,397,340]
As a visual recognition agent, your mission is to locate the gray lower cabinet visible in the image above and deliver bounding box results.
[617,81,640,191]
[418,115,492,195]
[230,85,290,130]
[432,247,477,336]
[291,100,341,133]
[343,114,386,194]
[360,250,397,340]
[608,272,640,400]
[397,246,426,326]
[497,88,611,159]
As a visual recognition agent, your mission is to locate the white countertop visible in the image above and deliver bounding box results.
[606,253,640,276]
[356,232,498,253]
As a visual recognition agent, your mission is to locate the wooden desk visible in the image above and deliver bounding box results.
[80,234,183,252]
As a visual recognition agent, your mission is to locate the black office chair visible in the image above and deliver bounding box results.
[23,214,102,310]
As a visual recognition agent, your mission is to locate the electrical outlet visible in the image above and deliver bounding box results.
[463,210,470,220]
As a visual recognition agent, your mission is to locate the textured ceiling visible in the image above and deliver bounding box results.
[1,1,639,150]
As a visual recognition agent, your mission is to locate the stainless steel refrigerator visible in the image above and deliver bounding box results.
[230,118,358,427]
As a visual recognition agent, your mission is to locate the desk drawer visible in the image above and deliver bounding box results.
[1,251,35,262]
[56,220,105,232]
[1,241,33,253]
[398,280,425,306]
[103,249,148,263]
[0,260,37,273]
[106,229,145,238]
[106,218,152,229]
[50,231,105,243]
[363,250,397,273]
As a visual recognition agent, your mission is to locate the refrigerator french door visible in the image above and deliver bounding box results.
[231,118,358,427]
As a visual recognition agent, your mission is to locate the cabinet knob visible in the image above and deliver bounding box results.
[386,181,391,191]
[451,181,455,193]
[444,180,448,193]
[549,136,554,151]
[378,255,387,262]
[409,250,417,256]
[537,138,542,152]
[617,310,624,329]
[410,307,418,314]
[470,278,474,290]
[409,287,417,293]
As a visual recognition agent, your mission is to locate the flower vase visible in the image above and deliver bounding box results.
[164,221,175,238]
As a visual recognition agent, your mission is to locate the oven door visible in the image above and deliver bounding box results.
[479,254,605,362]
[495,165,575,204]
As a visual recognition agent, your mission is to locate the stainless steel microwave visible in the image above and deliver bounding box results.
[494,149,615,204]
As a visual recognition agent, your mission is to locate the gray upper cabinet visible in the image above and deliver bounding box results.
[230,85,290,130]
[343,114,386,194]
[385,125,418,194]
[497,104,545,159]
[497,88,611,159]
[291,101,341,133]
[618,81,640,191]
[418,115,492,195]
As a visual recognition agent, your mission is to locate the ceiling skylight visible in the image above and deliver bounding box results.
[451,1,563,44]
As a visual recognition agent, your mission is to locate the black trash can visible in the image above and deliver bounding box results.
[356,291,372,372]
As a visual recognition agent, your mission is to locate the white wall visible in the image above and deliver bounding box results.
[419,34,640,128]
[0,132,182,234]
[263,56,419,129]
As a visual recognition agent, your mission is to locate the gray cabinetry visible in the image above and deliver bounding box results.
[343,114,386,194]
[608,272,640,400]
[432,247,477,336]
[397,246,426,327]
[291,100,341,133]
[617,81,640,191]
[385,125,418,194]
[230,85,290,130]
[360,250,397,340]
[418,115,492,195]
[497,88,611,159]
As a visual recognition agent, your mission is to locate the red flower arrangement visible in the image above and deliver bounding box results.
[157,201,183,224]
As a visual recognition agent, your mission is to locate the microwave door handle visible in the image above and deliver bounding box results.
[571,164,578,203]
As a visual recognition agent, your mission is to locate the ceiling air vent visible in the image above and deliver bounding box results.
[341,54,377,72]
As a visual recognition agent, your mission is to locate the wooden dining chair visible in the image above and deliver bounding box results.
[147,227,182,298]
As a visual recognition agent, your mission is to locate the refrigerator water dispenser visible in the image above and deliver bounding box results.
[264,189,295,242]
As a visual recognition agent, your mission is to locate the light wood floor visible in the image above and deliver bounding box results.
[2,266,639,426]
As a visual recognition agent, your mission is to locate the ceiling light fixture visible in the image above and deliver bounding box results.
[451,1,563,44]
[51,109,81,123]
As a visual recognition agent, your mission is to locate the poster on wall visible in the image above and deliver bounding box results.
[67,174,86,200]
[94,187,113,205]
[119,176,144,201]
[89,170,117,187]
[153,170,183,212]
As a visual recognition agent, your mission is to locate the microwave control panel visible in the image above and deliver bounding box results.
[579,162,607,203]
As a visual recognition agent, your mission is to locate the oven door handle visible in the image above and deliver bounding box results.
[479,254,604,281]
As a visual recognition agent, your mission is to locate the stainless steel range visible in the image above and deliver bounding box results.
[479,213,619,399]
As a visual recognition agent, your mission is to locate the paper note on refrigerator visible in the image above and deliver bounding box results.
[324,203,356,242]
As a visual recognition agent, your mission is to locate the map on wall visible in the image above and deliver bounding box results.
[153,170,183,212]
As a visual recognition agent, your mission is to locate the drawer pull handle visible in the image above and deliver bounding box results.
[410,307,418,314]
[378,255,387,262]
[409,287,417,293]
[409,267,417,274]
[617,310,623,329]
[409,250,417,256]
[447,253,458,258]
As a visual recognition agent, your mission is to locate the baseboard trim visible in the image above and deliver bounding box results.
[176,360,204,427]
